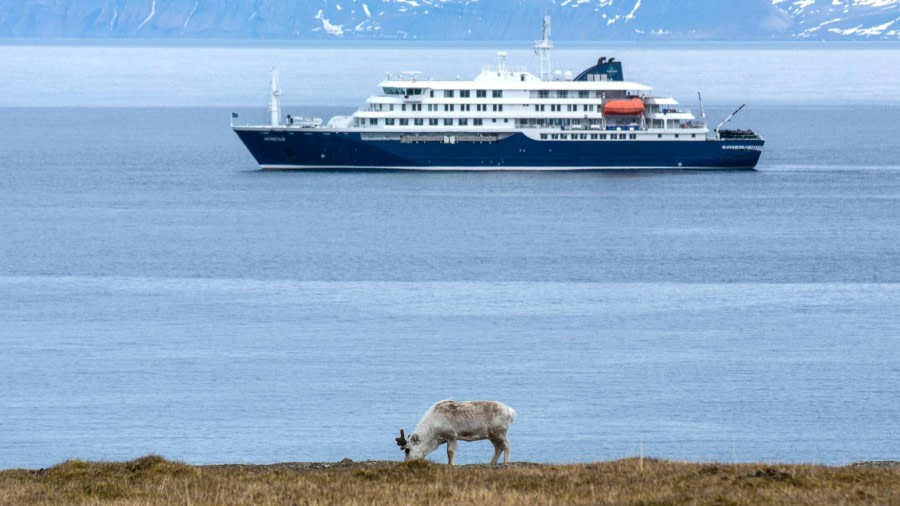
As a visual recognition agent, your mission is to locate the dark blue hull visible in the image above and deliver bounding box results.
[233,129,764,170]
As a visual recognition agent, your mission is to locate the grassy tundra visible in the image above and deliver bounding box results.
[1,455,898,505]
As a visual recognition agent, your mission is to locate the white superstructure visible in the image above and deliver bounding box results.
[344,19,708,144]
[349,61,705,142]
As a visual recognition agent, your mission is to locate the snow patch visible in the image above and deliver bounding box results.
[626,0,642,21]
[137,0,156,31]
[314,9,345,36]
[110,3,118,30]
[183,1,199,31]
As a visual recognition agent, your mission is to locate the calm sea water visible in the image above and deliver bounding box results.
[1,43,899,469]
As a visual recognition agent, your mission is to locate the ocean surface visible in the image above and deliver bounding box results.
[1,43,899,469]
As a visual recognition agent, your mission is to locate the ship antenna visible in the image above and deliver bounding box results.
[698,92,707,128]
[533,16,553,81]
[269,67,283,127]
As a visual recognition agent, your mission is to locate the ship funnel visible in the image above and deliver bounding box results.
[269,67,283,127]
[598,57,607,64]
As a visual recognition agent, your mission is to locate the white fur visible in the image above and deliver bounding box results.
[400,399,515,465]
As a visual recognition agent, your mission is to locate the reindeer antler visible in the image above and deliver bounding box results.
[395,429,408,449]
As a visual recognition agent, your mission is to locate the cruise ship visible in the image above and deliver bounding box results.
[232,18,764,171]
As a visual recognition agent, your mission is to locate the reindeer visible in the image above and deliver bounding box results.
[395,399,516,465]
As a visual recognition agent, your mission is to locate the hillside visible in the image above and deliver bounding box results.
[0,0,898,40]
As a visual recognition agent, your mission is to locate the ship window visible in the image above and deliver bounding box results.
[386,118,395,126]
[591,134,598,140]
[492,90,502,98]
[692,134,696,138]
[629,134,637,139]
[493,104,503,111]
[430,90,434,98]
[541,134,548,139]
[389,105,394,111]
[429,119,438,126]
[461,104,470,111]
[658,134,663,139]
[459,119,468,126]
[401,104,406,111]
[561,134,568,140]
[444,119,453,126]
[400,118,409,125]
[444,90,454,98]
[599,134,607,140]
[369,118,378,126]
[557,90,568,98]
[675,134,679,138]
[474,119,483,126]
[579,90,589,99]
[477,90,487,98]
[538,90,549,99]
[551,134,559,139]
[460,90,470,98]
[414,119,423,126]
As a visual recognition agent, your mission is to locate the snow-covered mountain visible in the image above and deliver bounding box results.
[773,0,900,38]
[0,0,897,40]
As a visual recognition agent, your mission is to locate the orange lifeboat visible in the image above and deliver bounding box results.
[602,98,645,116]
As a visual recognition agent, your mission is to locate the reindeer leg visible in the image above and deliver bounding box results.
[446,439,457,466]
[489,437,503,465]
[501,435,511,464]
[489,432,511,464]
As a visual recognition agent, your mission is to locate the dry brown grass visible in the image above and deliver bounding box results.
[1,455,898,505]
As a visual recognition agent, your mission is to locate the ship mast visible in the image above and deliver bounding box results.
[269,67,282,127]
[534,16,553,82]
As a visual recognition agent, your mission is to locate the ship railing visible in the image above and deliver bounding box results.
[480,64,528,74]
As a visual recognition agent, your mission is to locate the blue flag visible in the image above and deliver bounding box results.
[231,112,239,119]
